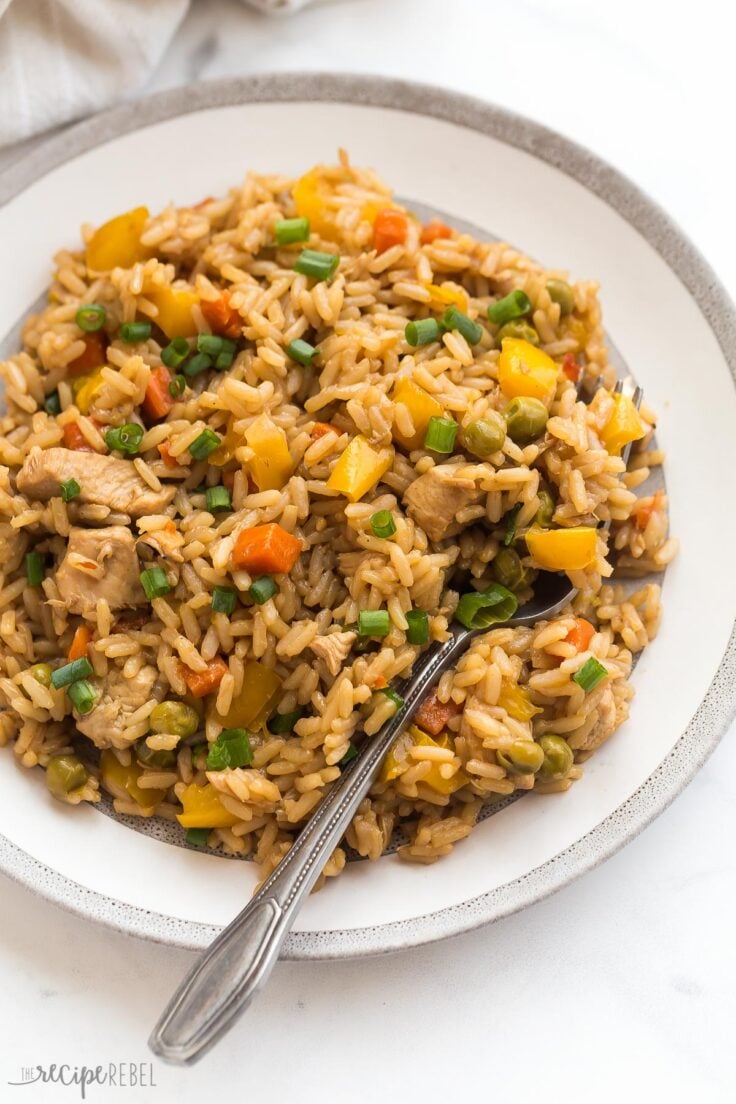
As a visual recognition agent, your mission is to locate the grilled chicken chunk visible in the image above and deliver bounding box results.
[75,664,161,749]
[56,526,145,614]
[403,467,482,542]
[17,447,175,517]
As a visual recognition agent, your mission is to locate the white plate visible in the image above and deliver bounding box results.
[1,74,734,959]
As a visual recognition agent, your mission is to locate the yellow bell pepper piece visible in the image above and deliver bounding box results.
[293,169,339,239]
[72,368,105,415]
[526,526,598,571]
[380,726,467,794]
[424,282,468,313]
[216,660,282,729]
[326,435,393,502]
[498,682,543,722]
[176,782,240,829]
[86,206,150,271]
[392,378,444,451]
[498,338,560,405]
[245,414,294,490]
[100,750,166,813]
[209,420,241,467]
[147,286,199,339]
[600,393,645,455]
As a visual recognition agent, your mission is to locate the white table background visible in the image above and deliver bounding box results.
[1,1,734,1101]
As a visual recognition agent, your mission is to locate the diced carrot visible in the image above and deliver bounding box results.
[62,421,96,452]
[178,656,229,699]
[232,522,302,575]
[200,291,242,340]
[143,365,174,421]
[414,690,463,737]
[157,440,179,468]
[373,208,408,254]
[420,219,452,245]
[634,489,664,530]
[310,421,338,440]
[67,332,107,378]
[372,674,387,690]
[562,352,581,383]
[67,624,92,662]
[565,618,596,653]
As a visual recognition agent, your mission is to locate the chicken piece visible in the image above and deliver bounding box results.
[575,686,620,752]
[17,447,175,517]
[75,663,160,749]
[136,525,184,564]
[403,466,482,542]
[310,630,357,676]
[56,526,145,614]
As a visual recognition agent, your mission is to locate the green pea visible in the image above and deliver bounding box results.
[536,489,555,528]
[135,739,177,769]
[28,662,53,688]
[537,735,574,781]
[149,701,200,738]
[496,320,539,347]
[46,754,87,798]
[546,278,574,316]
[497,740,545,774]
[504,396,549,443]
[492,547,524,590]
[462,413,506,458]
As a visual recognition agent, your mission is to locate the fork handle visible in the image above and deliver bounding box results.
[149,627,472,1065]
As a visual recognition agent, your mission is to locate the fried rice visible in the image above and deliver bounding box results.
[0,152,678,884]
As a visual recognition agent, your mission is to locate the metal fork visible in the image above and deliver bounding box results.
[149,377,643,1065]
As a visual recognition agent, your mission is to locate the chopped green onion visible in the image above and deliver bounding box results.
[294,249,339,281]
[249,575,278,605]
[286,339,317,366]
[75,304,106,333]
[358,609,390,638]
[504,502,523,547]
[183,352,212,378]
[405,608,429,645]
[339,742,358,767]
[424,415,458,454]
[405,318,441,347]
[25,552,44,587]
[186,827,210,847]
[206,727,254,770]
[104,422,144,456]
[196,333,225,356]
[211,586,237,615]
[169,374,186,399]
[440,305,483,346]
[370,510,396,539]
[206,486,231,513]
[67,679,96,715]
[275,217,310,245]
[139,567,171,600]
[189,429,221,460]
[268,708,304,735]
[455,583,518,630]
[487,290,532,326]
[381,687,404,712]
[215,349,235,371]
[119,321,152,343]
[572,656,608,693]
[51,657,94,689]
[59,478,81,502]
[44,391,61,416]
[161,336,190,368]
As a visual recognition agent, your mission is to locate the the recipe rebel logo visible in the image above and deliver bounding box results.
[8,1062,158,1098]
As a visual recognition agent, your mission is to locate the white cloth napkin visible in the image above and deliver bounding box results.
[0,0,316,149]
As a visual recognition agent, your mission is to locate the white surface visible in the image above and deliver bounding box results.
[0,0,734,1099]
[3,96,733,946]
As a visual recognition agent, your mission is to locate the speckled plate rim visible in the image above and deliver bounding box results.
[0,72,734,960]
